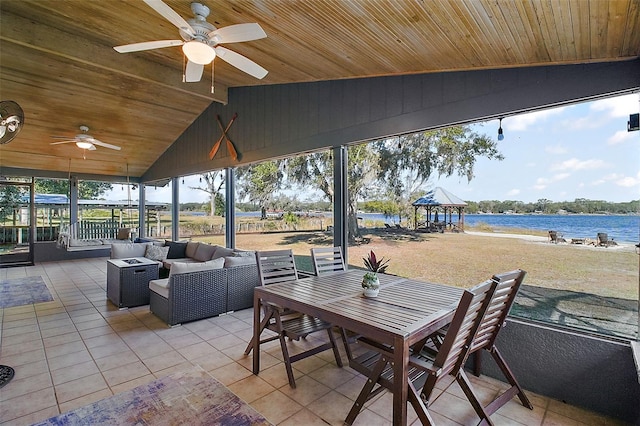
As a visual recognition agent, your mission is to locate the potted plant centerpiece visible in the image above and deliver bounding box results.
[362,250,389,298]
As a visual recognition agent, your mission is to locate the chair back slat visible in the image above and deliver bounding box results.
[311,247,346,276]
[433,279,497,376]
[255,250,298,286]
[470,269,526,352]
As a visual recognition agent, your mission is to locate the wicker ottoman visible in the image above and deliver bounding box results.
[107,257,159,308]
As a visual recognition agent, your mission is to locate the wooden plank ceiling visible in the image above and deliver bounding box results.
[1,0,638,180]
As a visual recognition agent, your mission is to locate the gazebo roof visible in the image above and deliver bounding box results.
[412,187,467,207]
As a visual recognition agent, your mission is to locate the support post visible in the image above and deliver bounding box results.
[138,184,146,238]
[333,146,348,266]
[69,175,79,226]
[225,167,236,249]
[171,177,179,242]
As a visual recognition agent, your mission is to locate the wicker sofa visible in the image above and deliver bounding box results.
[110,240,260,326]
[148,260,259,326]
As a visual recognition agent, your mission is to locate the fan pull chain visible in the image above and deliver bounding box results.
[211,63,215,94]
[182,55,186,83]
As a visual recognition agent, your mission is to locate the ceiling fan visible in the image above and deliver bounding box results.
[0,100,24,145]
[50,126,121,153]
[114,0,268,83]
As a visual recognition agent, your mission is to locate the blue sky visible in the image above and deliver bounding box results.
[434,93,640,203]
[108,93,639,205]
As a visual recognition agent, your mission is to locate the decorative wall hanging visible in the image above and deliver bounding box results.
[209,113,238,161]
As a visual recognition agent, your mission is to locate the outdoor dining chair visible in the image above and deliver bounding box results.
[310,246,356,361]
[345,279,498,425]
[244,249,343,388]
[310,246,346,275]
[418,269,533,417]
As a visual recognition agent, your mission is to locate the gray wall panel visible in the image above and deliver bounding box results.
[482,320,639,424]
[143,59,640,184]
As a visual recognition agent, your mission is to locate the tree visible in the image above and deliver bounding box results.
[235,161,285,214]
[0,185,23,224]
[35,178,112,199]
[190,172,225,216]
[286,126,502,240]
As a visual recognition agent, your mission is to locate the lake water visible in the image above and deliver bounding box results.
[237,211,639,243]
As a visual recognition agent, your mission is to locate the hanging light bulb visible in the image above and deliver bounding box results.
[497,118,504,141]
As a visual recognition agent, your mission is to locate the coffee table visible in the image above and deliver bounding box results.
[107,257,159,308]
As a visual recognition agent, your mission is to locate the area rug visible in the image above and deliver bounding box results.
[34,367,272,426]
[0,276,53,309]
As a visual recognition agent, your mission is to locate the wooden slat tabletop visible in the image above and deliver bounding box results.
[254,270,464,343]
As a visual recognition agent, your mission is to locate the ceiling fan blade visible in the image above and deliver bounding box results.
[143,0,195,36]
[214,46,268,79]
[185,60,204,82]
[50,140,75,145]
[209,23,267,44]
[114,40,183,53]
[92,139,122,151]
[88,144,97,151]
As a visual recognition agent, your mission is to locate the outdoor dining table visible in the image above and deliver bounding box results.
[251,269,464,425]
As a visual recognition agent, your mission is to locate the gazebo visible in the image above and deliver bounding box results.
[412,187,467,232]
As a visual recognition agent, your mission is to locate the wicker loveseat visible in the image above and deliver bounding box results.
[110,240,260,326]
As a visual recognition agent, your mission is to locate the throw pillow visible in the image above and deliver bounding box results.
[169,258,225,277]
[211,246,234,260]
[185,241,200,258]
[193,243,217,262]
[145,244,169,261]
[164,240,188,259]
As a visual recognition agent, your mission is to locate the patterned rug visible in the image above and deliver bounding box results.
[0,276,53,309]
[33,367,272,426]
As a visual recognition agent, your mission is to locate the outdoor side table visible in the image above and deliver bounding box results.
[107,257,159,308]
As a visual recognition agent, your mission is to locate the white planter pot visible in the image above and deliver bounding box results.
[363,287,380,298]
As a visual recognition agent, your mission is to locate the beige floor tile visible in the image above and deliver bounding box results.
[307,362,355,388]
[131,340,175,360]
[102,360,151,387]
[47,349,93,371]
[87,340,130,359]
[44,339,87,359]
[543,410,581,425]
[94,349,138,372]
[227,374,278,403]
[1,330,41,345]
[250,389,304,424]
[51,360,100,385]
[54,373,109,403]
[141,350,188,373]
[207,333,245,350]
[82,332,123,349]
[0,387,57,423]
[1,338,44,356]
[57,388,114,414]
[495,397,544,425]
[109,374,155,394]
[189,350,235,372]
[42,330,82,348]
[278,408,333,426]
[306,390,355,426]
[210,361,254,386]
[0,371,52,401]
[176,341,218,360]
[278,374,332,406]
[9,359,49,380]
[1,347,46,367]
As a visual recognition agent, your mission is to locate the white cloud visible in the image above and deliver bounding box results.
[614,171,640,188]
[507,107,567,131]
[590,94,639,118]
[507,189,520,196]
[607,130,636,145]
[550,158,608,172]
[545,145,568,154]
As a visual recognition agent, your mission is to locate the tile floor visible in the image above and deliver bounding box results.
[0,258,629,425]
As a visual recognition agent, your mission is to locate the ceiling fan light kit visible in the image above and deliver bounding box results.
[182,40,216,64]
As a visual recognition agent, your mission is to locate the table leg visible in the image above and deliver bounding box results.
[392,336,409,425]
[252,293,261,375]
